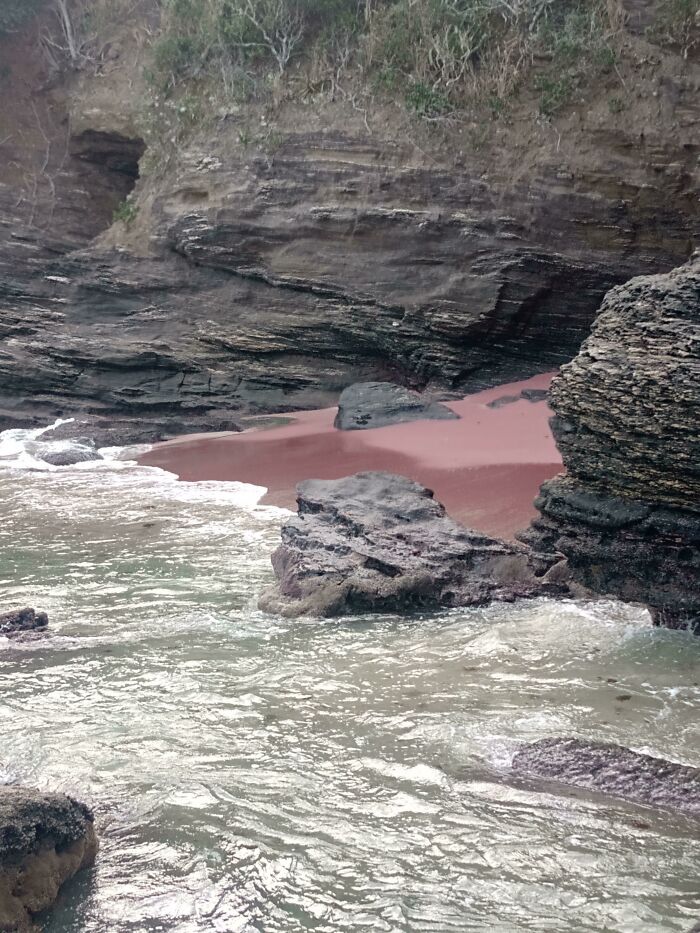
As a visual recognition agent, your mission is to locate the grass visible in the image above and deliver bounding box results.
[113,199,139,225]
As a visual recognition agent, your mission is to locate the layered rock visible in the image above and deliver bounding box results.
[260,471,568,617]
[512,738,700,817]
[0,787,97,930]
[0,6,698,437]
[334,382,458,430]
[526,257,700,631]
[0,609,48,638]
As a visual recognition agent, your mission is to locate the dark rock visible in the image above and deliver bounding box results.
[519,388,549,403]
[333,382,458,431]
[26,439,102,466]
[487,387,549,409]
[526,258,700,632]
[512,737,700,817]
[17,415,243,450]
[0,786,98,930]
[0,608,49,637]
[486,394,521,409]
[259,471,569,617]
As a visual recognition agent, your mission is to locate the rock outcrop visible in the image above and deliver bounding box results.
[512,738,700,817]
[333,382,458,431]
[525,258,700,631]
[0,786,97,930]
[260,471,568,617]
[0,609,48,638]
[25,439,102,467]
[0,6,698,438]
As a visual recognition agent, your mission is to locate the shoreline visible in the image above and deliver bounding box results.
[139,374,562,540]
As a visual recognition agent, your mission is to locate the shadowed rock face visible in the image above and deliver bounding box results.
[512,738,700,817]
[334,382,458,430]
[0,787,97,930]
[0,608,48,638]
[260,471,568,617]
[526,258,700,631]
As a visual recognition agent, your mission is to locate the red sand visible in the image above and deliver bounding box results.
[139,374,562,539]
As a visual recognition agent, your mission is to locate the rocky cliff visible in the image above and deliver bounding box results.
[524,257,700,631]
[0,2,698,440]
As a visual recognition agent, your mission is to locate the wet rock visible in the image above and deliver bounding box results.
[519,388,548,403]
[334,382,458,431]
[487,387,550,408]
[486,394,521,409]
[0,786,97,931]
[0,609,49,638]
[512,737,700,817]
[26,439,102,466]
[259,471,569,617]
[23,415,242,450]
[526,258,700,632]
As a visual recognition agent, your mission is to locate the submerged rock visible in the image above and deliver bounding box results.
[334,382,458,431]
[26,439,102,466]
[0,786,97,930]
[512,737,700,817]
[526,257,700,632]
[260,471,568,617]
[0,609,48,638]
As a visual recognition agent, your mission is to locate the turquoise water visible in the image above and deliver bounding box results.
[0,429,698,932]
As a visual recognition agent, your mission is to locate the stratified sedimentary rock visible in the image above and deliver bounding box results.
[0,609,48,638]
[260,471,567,617]
[512,738,700,817]
[0,787,97,930]
[0,5,698,439]
[525,257,700,631]
[334,382,458,430]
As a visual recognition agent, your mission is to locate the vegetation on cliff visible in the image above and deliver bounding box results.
[4,0,698,138]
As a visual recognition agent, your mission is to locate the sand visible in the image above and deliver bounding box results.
[139,374,562,539]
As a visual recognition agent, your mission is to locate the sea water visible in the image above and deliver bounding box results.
[0,426,698,932]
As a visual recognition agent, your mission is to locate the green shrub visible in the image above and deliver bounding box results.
[535,72,576,116]
[405,80,451,117]
[141,0,623,138]
[113,199,138,225]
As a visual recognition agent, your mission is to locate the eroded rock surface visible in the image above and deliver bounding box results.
[0,787,97,931]
[0,609,48,638]
[260,471,567,617]
[512,738,700,817]
[0,8,698,438]
[526,258,700,631]
[334,382,458,431]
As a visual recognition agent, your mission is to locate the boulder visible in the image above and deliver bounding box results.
[0,609,48,638]
[334,382,458,431]
[26,440,102,467]
[512,737,700,817]
[259,471,568,617]
[525,258,700,632]
[0,786,97,931]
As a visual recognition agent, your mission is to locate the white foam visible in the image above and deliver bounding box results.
[0,421,290,517]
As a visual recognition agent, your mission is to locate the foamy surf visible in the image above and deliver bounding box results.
[0,421,290,520]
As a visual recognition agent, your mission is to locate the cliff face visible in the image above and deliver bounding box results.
[526,257,700,630]
[0,3,698,439]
